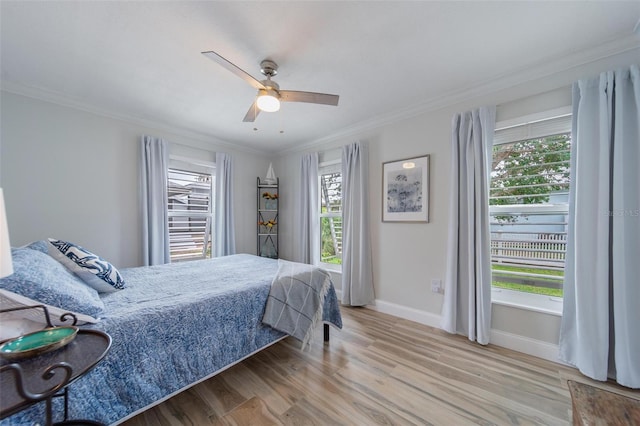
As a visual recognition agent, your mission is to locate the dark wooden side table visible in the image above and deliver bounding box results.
[0,307,111,426]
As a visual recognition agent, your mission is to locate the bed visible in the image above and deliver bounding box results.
[0,241,342,425]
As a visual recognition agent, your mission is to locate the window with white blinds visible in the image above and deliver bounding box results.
[319,161,342,266]
[167,168,213,262]
[490,113,571,298]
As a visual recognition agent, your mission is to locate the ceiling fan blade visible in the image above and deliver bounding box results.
[201,51,265,90]
[242,100,261,122]
[280,90,339,106]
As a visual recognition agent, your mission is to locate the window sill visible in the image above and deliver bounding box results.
[491,287,562,316]
[319,263,342,274]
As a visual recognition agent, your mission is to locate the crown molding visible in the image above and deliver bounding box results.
[0,82,270,157]
[278,34,640,156]
[2,33,638,158]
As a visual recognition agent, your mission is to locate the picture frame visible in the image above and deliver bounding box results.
[382,154,429,222]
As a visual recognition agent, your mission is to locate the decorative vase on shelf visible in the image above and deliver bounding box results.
[261,240,270,257]
[265,199,277,210]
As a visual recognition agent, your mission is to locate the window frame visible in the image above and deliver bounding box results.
[318,160,342,271]
[167,158,215,263]
[490,108,572,315]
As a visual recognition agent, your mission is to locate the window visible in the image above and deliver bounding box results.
[490,113,571,300]
[167,168,213,262]
[319,163,342,267]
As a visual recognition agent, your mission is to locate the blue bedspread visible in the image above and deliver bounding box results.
[2,254,342,425]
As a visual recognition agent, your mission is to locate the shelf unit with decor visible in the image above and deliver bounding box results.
[257,177,279,258]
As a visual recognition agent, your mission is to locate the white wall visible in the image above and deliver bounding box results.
[275,48,639,360]
[0,92,270,267]
[1,46,637,362]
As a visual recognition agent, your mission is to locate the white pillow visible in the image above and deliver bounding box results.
[47,238,125,293]
[0,288,98,340]
[0,318,44,341]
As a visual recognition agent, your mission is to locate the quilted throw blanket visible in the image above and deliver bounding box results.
[262,260,331,347]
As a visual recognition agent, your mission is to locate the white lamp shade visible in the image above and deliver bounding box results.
[0,188,13,278]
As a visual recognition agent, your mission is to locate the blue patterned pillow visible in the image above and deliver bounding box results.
[47,238,126,293]
[0,247,104,320]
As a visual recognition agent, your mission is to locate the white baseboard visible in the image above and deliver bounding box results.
[365,299,443,329]
[335,290,563,365]
[490,329,566,365]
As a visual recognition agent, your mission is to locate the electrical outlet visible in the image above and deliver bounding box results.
[431,279,442,294]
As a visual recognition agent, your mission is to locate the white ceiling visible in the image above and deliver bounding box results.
[1,1,639,153]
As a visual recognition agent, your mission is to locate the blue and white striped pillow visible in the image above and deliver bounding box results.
[47,238,126,293]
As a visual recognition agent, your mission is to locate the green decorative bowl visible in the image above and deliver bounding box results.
[0,326,78,360]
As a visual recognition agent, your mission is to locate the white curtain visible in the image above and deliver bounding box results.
[294,153,319,264]
[559,65,640,389]
[441,106,495,345]
[341,142,374,306]
[214,152,236,257]
[140,135,170,266]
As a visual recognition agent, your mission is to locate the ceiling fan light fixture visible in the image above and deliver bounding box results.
[202,51,339,122]
[256,89,280,112]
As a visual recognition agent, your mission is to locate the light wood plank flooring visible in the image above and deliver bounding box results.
[122,307,639,425]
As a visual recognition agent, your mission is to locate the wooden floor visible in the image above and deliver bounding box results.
[122,307,639,426]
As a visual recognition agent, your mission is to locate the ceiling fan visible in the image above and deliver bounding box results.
[201,50,339,122]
